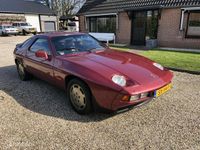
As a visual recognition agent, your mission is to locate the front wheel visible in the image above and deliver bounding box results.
[22,30,27,35]
[67,79,92,114]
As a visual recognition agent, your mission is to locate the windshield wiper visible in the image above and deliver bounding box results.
[61,47,80,52]
[87,47,105,53]
[87,48,97,52]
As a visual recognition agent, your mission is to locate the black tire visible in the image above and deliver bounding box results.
[16,60,30,81]
[33,32,37,35]
[22,30,27,35]
[2,32,5,36]
[67,79,92,114]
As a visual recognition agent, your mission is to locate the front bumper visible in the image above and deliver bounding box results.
[25,29,36,33]
[91,81,172,113]
[90,71,173,112]
[111,81,172,111]
[110,71,173,111]
[116,97,154,114]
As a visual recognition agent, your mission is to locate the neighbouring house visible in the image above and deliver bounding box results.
[78,0,200,49]
[0,0,58,32]
[59,15,79,32]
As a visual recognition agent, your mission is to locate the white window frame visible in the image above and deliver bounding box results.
[180,7,200,31]
[85,13,118,32]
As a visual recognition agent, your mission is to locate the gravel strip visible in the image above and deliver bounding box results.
[0,36,200,149]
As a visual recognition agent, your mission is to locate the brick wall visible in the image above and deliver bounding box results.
[116,12,131,44]
[79,9,200,49]
[158,8,200,49]
[79,15,87,32]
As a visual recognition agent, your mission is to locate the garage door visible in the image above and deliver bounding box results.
[44,21,55,32]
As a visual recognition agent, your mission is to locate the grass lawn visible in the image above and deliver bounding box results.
[109,44,200,72]
[141,50,200,72]
[109,44,130,51]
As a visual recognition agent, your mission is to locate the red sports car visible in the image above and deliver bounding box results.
[14,32,173,114]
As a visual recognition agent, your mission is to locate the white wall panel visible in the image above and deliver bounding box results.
[25,14,40,32]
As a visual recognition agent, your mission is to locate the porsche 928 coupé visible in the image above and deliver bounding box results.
[14,32,173,114]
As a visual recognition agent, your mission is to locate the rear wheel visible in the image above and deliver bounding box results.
[2,32,5,36]
[67,79,92,114]
[16,60,30,81]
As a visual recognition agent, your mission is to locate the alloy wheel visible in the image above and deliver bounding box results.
[70,84,87,110]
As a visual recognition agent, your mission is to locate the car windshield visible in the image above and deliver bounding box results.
[4,26,14,28]
[20,23,30,26]
[51,34,106,55]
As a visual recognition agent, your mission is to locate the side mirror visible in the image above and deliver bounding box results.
[35,50,48,60]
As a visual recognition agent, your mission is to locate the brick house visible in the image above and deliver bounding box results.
[77,0,200,49]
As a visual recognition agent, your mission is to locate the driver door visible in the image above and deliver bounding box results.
[25,38,54,82]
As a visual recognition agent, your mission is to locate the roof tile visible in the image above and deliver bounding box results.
[78,0,200,15]
[0,0,55,15]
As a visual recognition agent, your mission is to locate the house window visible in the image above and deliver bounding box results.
[187,11,200,38]
[87,15,116,33]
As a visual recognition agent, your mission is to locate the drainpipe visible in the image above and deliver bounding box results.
[180,10,185,31]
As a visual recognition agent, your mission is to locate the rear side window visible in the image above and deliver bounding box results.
[29,38,51,54]
[21,38,33,48]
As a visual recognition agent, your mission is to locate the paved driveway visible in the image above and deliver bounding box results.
[0,36,200,149]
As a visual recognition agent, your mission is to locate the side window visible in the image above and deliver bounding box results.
[29,38,51,54]
[0,26,2,29]
[21,38,33,48]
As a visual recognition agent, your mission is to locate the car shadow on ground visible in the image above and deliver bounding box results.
[0,65,113,122]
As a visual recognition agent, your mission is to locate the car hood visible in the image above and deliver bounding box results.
[60,49,170,86]
[23,26,34,29]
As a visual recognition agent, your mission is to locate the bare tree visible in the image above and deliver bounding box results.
[34,0,50,7]
[51,0,85,16]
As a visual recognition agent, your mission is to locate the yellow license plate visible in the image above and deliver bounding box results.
[154,83,172,97]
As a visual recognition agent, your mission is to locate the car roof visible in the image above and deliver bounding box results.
[38,32,86,38]
[13,22,28,23]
